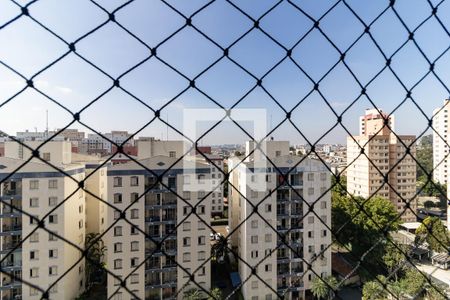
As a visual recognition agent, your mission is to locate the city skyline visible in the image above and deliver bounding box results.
[1,1,450,144]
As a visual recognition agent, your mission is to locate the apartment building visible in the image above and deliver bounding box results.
[347,109,417,222]
[136,138,184,160]
[432,100,450,185]
[105,156,212,300]
[228,141,331,300]
[0,157,86,300]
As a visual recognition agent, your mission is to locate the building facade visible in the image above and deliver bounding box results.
[432,100,450,185]
[228,141,332,300]
[347,109,417,222]
[105,156,212,300]
[0,158,87,300]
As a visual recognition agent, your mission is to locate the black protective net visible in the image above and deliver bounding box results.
[0,0,450,299]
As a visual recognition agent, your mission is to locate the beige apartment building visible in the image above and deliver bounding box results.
[0,157,87,300]
[105,156,212,300]
[432,100,450,185]
[228,141,331,300]
[0,140,110,300]
[347,109,417,222]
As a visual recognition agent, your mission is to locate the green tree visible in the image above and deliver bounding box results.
[85,233,107,289]
[332,195,401,277]
[311,276,338,300]
[208,288,223,300]
[382,243,408,281]
[185,288,202,300]
[416,216,450,252]
[211,235,230,263]
[400,268,426,297]
[331,175,347,198]
[362,276,388,300]
[416,134,433,180]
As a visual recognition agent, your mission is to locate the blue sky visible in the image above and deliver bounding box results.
[0,0,449,145]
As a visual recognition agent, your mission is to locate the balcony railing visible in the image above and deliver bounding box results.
[1,225,22,232]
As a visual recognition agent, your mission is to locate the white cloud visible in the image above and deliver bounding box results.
[55,86,72,94]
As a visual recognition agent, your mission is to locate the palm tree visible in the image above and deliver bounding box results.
[185,288,202,300]
[311,276,338,300]
[211,235,230,263]
[208,288,223,300]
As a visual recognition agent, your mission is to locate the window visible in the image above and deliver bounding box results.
[198,174,205,184]
[183,191,191,200]
[183,222,191,231]
[198,266,205,276]
[30,267,39,278]
[49,214,58,224]
[265,204,272,212]
[114,226,122,236]
[42,152,51,161]
[320,201,327,209]
[251,236,258,244]
[131,241,139,252]
[30,180,39,190]
[307,173,314,181]
[113,193,122,204]
[275,151,281,157]
[48,179,58,189]
[30,233,39,243]
[49,197,58,206]
[30,250,38,260]
[198,251,206,261]
[183,206,190,215]
[198,205,205,215]
[308,216,314,224]
[49,249,58,258]
[130,192,139,203]
[169,151,176,158]
[114,243,123,253]
[183,253,191,262]
[251,281,258,289]
[198,236,205,245]
[131,257,139,267]
[320,173,327,181]
[251,220,258,228]
[198,221,205,230]
[308,231,314,238]
[49,232,58,241]
[183,237,191,247]
[114,210,120,220]
[308,188,314,195]
[131,226,139,235]
[79,205,83,213]
[114,259,123,269]
[49,266,57,276]
[130,274,139,284]
[265,264,272,272]
[79,220,83,229]
[130,209,139,219]
[265,234,272,243]
[113,177,122,187]
[130,176,139,186]
[30,197,39,208]
[251,250,258,258]
[30,288,39,296]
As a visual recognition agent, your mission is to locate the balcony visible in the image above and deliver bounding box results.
[0,242,22,253]
[1,225,22,234]
[145,216,161,223]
